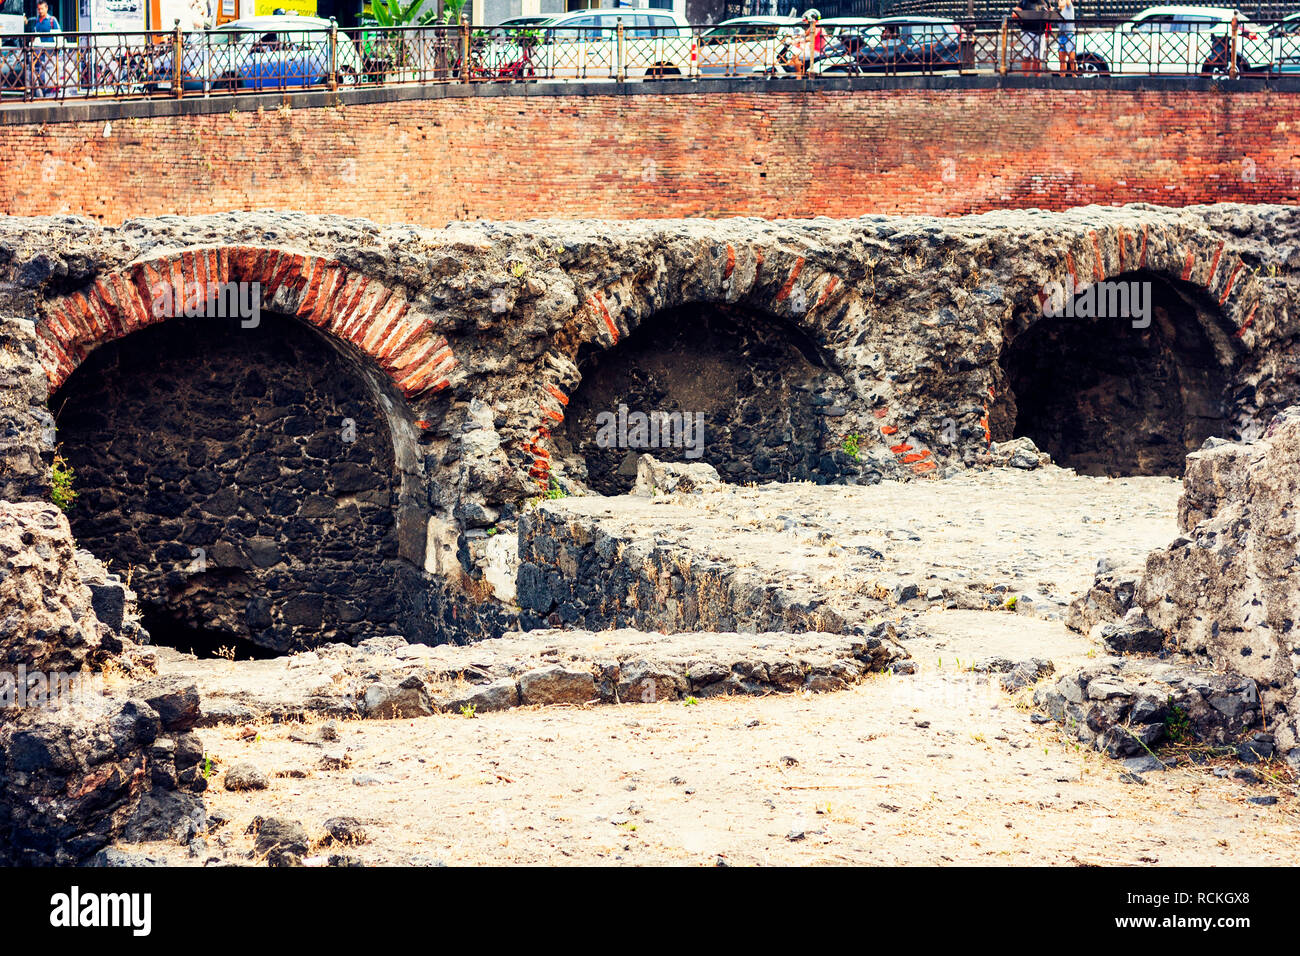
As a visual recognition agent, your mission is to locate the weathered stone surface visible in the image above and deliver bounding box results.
[133,626,910,725]
[632,455,722,498]
[1034,658,1261,757]
[252,816,309,867]
[444,677,520,713]
[321,816,368,846]
[223,762,269,792]
[974,656,1055,693]
[517,469,1180,635]
[1099,617,1166,655]
[1066,566,1140,637]
[0,497,206,866]
[0,696,180,865]
[0,319,54,503]
[360,675,433,719]
[1137,407,1300,763]
[517,666,598,706]
[0,501,110,674]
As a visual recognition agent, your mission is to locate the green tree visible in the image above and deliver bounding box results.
[371,0,440,27]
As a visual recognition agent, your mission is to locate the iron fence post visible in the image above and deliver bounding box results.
[329,18,339,91]
[173,20,184,98]
[460,15,470,83]
[998,16,1008,74]
[1229,15,1239,78]
[616,19,626,82]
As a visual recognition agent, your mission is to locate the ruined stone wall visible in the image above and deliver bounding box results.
[3,87,1300,224]
[0,501,208,866]
[1138,406,1300,761]
[1,205,1298,645]
[560,305,860,493]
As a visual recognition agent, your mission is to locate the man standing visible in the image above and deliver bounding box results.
[30,0,59,33]
[28,0,61,99]
[1057,0,1077,74]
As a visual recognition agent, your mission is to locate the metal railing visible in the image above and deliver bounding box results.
[3,15,1299,102]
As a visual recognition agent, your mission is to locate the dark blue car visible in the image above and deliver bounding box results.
[811,17,963,74]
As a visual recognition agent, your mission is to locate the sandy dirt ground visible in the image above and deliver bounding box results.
[117,472,1300,866]
[133,612,1299,867]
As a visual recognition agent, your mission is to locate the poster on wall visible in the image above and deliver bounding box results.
[91,0,147,31]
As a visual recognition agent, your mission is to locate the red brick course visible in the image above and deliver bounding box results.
[2,88,1299,224]
[37,246,455,396]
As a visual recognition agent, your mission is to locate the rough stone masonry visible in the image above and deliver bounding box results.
[0,203,1298,652]
[4,202,1300,863]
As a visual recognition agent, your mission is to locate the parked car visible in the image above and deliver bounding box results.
[1,31,77,96]
[811,16,962,74]
[817,16,881,59]
[696,15,801,75]
[1263,11,1300,73]
[512,7,694,79]
[1073,5,1268,74]
[486,15,550,44]
[149,15,364,92]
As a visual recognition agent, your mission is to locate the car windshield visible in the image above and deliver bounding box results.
[860,23,947,42]
[704,23,777,38]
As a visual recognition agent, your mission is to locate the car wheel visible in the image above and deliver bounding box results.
[1200,55,1249,75]
[339,66,359,86]
[645,63,680,78]
[1077,53,1108,74]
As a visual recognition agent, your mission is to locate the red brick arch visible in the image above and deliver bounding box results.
[519,240,861,487]
[36,246,457,398]
[1056,223,1262,340]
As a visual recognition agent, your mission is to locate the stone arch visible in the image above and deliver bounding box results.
[35,246,458,399]
[994,240,1247,476]
[514,240,872,492]
[37,246,464,651]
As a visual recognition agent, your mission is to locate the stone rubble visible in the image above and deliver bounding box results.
[136,627,911,726]
[1135,406,1300,764]
[0,500,209,865]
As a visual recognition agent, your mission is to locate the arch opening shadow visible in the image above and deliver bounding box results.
[995,272,1236,477]
[560,303,853,495]
[53,313,411,655]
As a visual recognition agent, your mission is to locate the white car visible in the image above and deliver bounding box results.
[815,16,880,64]
[696,15,801,76]
[529,7,694,79]
[9,32,77,97]
[1073,5,1267,74]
